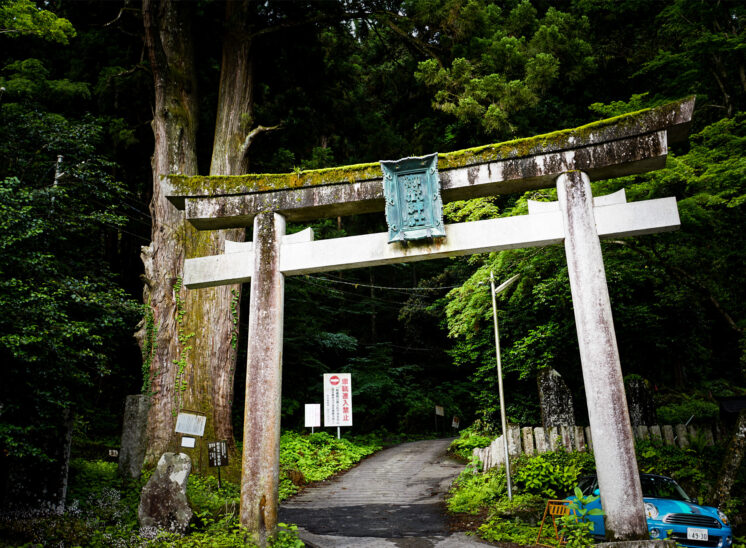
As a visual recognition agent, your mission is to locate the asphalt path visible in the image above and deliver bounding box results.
[279,438,493,547]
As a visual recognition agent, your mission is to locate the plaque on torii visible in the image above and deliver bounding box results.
[166,97,695,543]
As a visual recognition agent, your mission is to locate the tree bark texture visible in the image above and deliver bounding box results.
[713,409,746,505]
[140,0,199,466]
[140,0,252,478]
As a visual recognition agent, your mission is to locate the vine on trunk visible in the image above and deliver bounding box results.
[140,303,159,395]
[172,277,195,415]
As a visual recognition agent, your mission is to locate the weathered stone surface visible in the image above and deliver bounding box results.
[585,426,593,452]
[241,212,285,545]
[662,425,675,446]
[560,425,573,450]
[537,368,575,428]
[649,425,662,441]
[625,377,657,427]
[119,395,150,479]
[558,171,647,539]
[548,427,560,451]
[574,426,586,452]
[507,426,522,456]
[534,427,549,454]
[168,97,695,224]
[675,424,689,448]
[184,198,680,289]
[138,452,192,534]
[522,427,535,456]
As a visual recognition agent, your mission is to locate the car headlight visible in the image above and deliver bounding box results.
[645,502,659,519]
[718,509,729,525]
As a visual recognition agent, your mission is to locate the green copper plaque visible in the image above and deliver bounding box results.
[380,153,445,243]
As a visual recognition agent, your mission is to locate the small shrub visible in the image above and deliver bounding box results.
[491,493,545,525]
[477,516,542,545]
[447,462,507,514]
[449,425,493,461]
[656,398,719,424]
[513,450,593,498]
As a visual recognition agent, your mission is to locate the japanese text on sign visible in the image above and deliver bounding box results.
[208,441,228,467]
[305,404,321,428]
[175,413,206,436]
[323,373,352,427]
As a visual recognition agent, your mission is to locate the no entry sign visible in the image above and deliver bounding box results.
[323,373,352,427]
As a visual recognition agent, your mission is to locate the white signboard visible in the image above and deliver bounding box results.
[181,436,196,448]
[305,404,321,428]
[175,413,206,436]
[323,373,352,427]
[452,416,460,429]
[435,405,444,416]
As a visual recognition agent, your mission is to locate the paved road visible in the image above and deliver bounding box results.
[279,439,493,547]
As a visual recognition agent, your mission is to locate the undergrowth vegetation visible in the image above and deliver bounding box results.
[446,438,746,546]
[0,431,380,547]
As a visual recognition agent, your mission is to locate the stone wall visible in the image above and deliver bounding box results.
[473,423,718,471]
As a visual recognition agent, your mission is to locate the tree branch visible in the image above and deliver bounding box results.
[239,123,283,162]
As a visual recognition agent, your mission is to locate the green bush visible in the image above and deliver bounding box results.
[278,431,381,500]
[449,425,493,461]
[447,463,507,514]
[656,398,719,424]
[513,450,594,499]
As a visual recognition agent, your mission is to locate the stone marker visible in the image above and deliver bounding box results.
[662,425,675,446]
[574,426,586,452]
[522,427,535,456]
[560,425,573,450]
[508,426,522,456]
[138,452,193,535]
[649,425,662,441]
[548,426,560,451]
[585,426,593,452]
[537,368,575,428]
[636,425,650,441]
[534,427,549,454]
[675,424,689,448]
[119,395,150,479]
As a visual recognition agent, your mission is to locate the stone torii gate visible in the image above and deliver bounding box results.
[167,97,694,544]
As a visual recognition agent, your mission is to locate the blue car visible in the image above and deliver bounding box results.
[572,473,732,547]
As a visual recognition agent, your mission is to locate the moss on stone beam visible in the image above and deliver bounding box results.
[167,96,695,202]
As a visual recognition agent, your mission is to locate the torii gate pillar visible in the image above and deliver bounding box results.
[557,171,647,539]
[241,211,285,545]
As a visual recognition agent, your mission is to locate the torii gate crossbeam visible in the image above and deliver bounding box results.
[166,97,694,545]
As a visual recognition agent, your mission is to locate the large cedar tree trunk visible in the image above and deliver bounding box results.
[139,0,267,479]
[139,0,250,479]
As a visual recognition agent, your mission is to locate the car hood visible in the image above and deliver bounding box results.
[644,497,722,522]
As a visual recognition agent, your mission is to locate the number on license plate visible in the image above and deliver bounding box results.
[687,527,708,541]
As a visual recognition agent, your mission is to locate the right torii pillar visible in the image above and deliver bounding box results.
[558,170,648,540]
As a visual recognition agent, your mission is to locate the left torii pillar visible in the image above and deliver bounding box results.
[241,211,285,545]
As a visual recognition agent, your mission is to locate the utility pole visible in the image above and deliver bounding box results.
[489,272,519,500]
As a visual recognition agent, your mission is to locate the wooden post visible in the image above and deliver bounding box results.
[240,212,285,545]
[557,171,648,540]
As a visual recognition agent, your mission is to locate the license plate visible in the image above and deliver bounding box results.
[687,527,708,541]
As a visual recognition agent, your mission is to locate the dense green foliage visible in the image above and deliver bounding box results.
[0,0,745,541]
[278,431,381,499]
[0,431,374,546]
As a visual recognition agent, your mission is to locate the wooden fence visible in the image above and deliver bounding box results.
[474,424,718,471]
